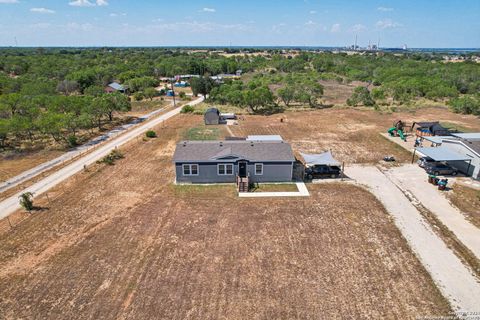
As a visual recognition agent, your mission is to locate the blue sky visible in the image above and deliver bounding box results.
[0,0,479,48]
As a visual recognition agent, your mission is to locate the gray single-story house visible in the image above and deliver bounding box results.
[173,140,295,184]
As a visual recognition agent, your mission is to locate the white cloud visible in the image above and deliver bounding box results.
[0,0,19,3]
[330,23,341,33]
[377,6,394,11]
[141,21,251,34]
[69,0,108,7]
[305,20,316,26]
[30,7,56,14]
[201,7,215,12]
[351,24,367,32]
[67,22,94,31]
[110,12,126,17]
[376,19,403,29]
[309,10,316,14]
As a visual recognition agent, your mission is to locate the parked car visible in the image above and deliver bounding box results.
[417,156,437,168]
[305,165,341,179]
[425,162,458,176]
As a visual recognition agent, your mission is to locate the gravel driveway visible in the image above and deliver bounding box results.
[346,165,480,312]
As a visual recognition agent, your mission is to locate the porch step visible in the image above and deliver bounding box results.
[237,176,249,193]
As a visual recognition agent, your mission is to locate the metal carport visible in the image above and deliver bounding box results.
[300,151,341,166]
[413,147,473,174]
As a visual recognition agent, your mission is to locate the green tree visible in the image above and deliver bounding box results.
[190,76,215,98]
[144,87,158,101]
[243,86,275,114]
[95,93,131,121]
[277,86,295,107]
[347,86,375,107]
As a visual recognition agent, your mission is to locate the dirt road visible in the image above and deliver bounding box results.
[0,97,204,219]
[345,165,480,312]
[0,102,176,194]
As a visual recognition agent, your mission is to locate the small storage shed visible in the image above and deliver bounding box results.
[204,108,221,125]
[414,122,450,137]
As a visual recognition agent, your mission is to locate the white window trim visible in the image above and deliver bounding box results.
[255,163,263,175]
[182,164,199,176]
[217,163,234,175]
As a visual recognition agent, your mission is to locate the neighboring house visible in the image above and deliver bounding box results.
[173,140,296,184]
[105,82,126,93]
[416,133,480,179]
[441,138,480,179]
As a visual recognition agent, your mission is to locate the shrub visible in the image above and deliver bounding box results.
[98,149,124,165]
[145,130,157,138]
[133,92,144,101]
[19,192,34,211]
[67,135,78,148]
[179,91,186,99]
[180,105,195,113]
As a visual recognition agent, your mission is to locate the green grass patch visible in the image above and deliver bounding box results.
[184,126,220,140]
[171,184,237,198]
[251,183,298,192]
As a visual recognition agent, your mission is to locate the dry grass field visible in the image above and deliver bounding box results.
[448,184,480,228]
[0,111,456,319]
[228,106,480,164]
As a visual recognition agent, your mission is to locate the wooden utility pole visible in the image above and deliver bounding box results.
[171,77,177,107]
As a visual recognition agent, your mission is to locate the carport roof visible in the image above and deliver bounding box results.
[300,151,341,166]
[422,136,455,144]
[415,147,473,161]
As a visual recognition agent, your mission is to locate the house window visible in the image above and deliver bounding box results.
[255,163,263,175]
[183,164,199,176]
[218,164,233,175]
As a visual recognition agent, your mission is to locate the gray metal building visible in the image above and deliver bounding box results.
[204,108,221,125]
[173,140,295,183]
[416,133,480,179]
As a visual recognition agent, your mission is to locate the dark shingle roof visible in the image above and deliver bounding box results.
[173,140,295,162]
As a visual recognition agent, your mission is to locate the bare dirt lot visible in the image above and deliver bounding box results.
[0,112,452,319]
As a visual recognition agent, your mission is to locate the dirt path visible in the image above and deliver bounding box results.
[345,165,480,312]
[0,97,204,219]
[385,164,480,259]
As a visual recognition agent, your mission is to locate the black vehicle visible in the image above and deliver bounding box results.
[305,165,341,179]
[425,162,458,176]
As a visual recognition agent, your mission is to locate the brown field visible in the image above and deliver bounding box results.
[0,111,453,319]
[448,184,480,228]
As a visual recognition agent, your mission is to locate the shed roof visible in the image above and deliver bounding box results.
[300,151,341,166]
[173,140,295,162]
[108,82,125,91]
[415,147,473,161]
